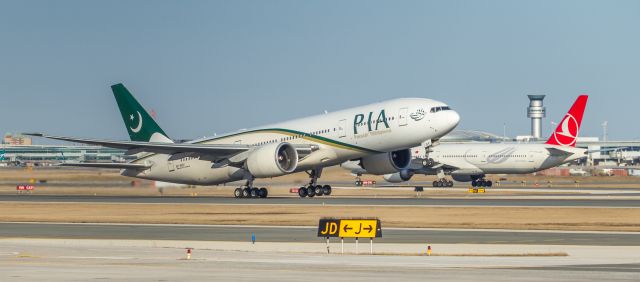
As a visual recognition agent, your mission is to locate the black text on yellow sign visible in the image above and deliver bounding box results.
[317,218,382,238]
[339,219,378,238]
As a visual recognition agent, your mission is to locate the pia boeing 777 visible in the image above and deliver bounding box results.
[343,95,589,188]
[27,83,459,198]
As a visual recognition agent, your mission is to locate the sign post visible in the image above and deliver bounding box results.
[370,238,373,254]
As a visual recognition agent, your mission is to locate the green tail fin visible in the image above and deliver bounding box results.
[111,83,172,143]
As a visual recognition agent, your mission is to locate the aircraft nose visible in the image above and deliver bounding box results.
[447,110,460,130]
[440,110,460,134]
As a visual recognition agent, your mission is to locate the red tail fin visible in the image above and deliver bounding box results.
[545,95,588,147]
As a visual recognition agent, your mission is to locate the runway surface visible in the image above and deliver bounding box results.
[1,194,639,207]
[2,222,638,246]
[3,238,639,281]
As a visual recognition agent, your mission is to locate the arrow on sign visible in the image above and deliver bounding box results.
[363,225,373,232]
[343,225,353,232]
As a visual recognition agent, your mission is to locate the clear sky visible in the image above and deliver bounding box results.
[1,0,639,142]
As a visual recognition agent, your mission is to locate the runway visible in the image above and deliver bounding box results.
[2,222,638,246]
[1,194,639,207]
[2,238,639,281]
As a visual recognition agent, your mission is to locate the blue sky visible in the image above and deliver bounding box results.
[1,0,639,142]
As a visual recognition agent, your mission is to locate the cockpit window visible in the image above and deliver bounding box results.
[429,106,452,113]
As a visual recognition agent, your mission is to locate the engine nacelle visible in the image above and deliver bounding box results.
[246,142,298,178]
[383,169,414,183]
[360,149,411,175]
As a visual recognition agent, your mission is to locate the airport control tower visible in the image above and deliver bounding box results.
[527,95,546,140]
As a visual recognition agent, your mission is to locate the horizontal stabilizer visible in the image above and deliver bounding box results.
[59,162,151,169]
[546,147,574,156]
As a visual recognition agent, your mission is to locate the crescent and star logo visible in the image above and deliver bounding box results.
[129,111,143,133]
[552,113,579,146]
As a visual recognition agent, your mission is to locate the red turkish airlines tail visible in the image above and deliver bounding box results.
[545,95,588,147]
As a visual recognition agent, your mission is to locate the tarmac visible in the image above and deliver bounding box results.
[1,194,640,207]
[1,222,639,246]
[2,183,639,281]
[1,238,639,281]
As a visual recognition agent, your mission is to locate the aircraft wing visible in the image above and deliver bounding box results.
[25,133,317,158]
[59,162,151,169]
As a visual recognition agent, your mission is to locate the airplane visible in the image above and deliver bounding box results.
[26,83,460,198]
[342,95,589,188]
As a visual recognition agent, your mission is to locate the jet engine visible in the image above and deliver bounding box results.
[451,174,473,182]
[383,169,414,183]
[360,149,411,175]
[246,142,298,178]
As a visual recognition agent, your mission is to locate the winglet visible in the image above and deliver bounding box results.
[545,95,588,147]
[111,83,173,143]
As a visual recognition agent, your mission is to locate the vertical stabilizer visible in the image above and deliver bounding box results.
[111,83,173,143]
[545,95,588,147]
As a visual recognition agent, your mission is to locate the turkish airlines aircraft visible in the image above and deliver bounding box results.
[344,95,588,188]
[27,83,459,198]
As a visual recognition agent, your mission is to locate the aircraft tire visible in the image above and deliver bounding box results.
[314,185,324,196]
[259,187,268,198]
[306,186,316,197]
[242,188,251,198]
[298,186,308,198]
[234,188,243,198]
[432,181,438,187]
[447,181,454,187]
[250,188,260,198]
[486,181,493,188]
[322,185,332,196]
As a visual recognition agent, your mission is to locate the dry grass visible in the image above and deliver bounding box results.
[1,202,639,232]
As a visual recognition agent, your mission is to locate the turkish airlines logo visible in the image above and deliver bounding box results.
[552,114,579,146]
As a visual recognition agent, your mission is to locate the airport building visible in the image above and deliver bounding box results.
[0,144,131,166]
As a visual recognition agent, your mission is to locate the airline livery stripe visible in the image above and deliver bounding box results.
[195,128,381,153]
[132,128,381,163]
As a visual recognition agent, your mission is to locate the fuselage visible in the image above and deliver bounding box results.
[415,142,587,175]
[123,98,460,185]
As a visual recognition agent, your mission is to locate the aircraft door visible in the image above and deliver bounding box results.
[399,107,408,126]
[167,159,176,172]
[338,119,347,138]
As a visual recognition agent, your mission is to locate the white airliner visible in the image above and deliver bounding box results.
[27,83,459,198]
[343,95,588,188]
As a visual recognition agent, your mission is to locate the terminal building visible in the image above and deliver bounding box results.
[0,144,131,166]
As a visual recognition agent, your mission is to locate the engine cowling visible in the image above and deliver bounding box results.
[383,169,414,183]
[360,149,411,175]
[246,142,298,178]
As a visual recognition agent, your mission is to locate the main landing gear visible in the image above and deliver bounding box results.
[298,168,332,198]
[233,178,269,199]
[432,179,454,187]
[471,178,493,188]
